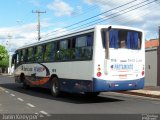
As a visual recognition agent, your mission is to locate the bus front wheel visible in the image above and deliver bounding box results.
[20,74,30,89]
[51,77,60,97]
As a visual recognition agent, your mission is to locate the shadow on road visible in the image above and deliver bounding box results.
[0,82,124,104]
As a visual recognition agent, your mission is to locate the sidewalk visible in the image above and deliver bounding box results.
[0,73,13,77]
[120,86,160,99]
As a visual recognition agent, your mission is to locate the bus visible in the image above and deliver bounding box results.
[12,25,145,97]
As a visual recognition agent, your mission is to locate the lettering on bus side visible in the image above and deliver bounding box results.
[23,67,33,71]
[128,59,142,62]
[34,67,45,72]
[52,69,56,73]
[111,64,133,71]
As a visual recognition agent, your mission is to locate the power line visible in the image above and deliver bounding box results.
[43,0,139,38]
[73,0,158,32]
[45,0,120,29]
[44,0,157,38]
[115,1,160,26]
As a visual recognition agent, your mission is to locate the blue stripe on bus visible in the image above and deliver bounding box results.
[92,78,144,92]
[59,79,92,93]
[58,78,144,93]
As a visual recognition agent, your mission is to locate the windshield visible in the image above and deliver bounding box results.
[102,29,142,49]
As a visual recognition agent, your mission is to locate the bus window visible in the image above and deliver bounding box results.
[75,34,93,60]
[108,29,142,49]
[34,45,43,62]
[15,51,20,65]
[17,50,21,64]
[27,47,34,62]
[58,40,69,60]
[19,50,23,62]
[44,42,53,62]
[60,40,68,49]
[76,36,87,47]
[22,49,27,62]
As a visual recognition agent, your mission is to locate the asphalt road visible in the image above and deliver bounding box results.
[0,76,160,120]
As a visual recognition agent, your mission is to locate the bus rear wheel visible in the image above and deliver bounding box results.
[51,77,60,97]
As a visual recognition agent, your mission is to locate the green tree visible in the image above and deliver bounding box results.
[0,45,9,68]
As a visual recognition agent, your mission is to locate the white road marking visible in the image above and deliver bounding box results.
[17,98,24,102]
[0,87,5,91]
[10,94,15,97]
[26,103,36,108]
[39,111,50,116]
[5,91,9,93]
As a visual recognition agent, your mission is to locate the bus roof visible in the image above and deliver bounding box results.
[17,25,143,50]
[17,27,95,50]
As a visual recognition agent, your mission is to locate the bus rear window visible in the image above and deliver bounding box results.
[102,29,142,49]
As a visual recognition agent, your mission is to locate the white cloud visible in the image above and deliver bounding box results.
[47,0,74,17]
[0,23,38,52]
[0,20,70,53]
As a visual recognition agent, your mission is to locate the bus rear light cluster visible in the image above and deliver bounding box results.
[141,65,145,76]
[97,64,102,77]
[142,71,144,76]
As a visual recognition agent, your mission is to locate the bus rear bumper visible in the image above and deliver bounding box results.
[93,78,144,92]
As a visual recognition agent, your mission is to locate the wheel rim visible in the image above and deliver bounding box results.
[52,82,58,94]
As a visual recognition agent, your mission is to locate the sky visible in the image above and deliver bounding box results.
[0,0,160,53]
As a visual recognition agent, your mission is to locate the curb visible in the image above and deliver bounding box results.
[0,74,14,77]
[118,91,160,99]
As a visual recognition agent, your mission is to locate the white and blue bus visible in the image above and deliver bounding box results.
[12,25,145,97]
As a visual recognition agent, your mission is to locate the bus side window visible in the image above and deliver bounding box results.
[75,34,93,60]
[16,51,20,65]
[52,42,57,61]
[25,49,28,62]
[28,47,34,62]
[19,50,23,63]
[86,34,93,59]
[44,43,52,62]
[22,49,26,63]
[34,45,43,62]
[59,40,69,60]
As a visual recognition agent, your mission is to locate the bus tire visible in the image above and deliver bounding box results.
[23,82,30,89]
[51,77,60,97]
[85,92,100,97]
[20,74,30,89]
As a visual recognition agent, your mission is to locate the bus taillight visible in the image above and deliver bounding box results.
[142,71,144,76]
[142,66,144,76]
[97,64,102,77]
[97,72,102,77]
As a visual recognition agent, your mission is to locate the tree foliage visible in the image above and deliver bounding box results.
[0,45,9,68]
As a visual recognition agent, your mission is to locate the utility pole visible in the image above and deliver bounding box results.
[7,34,12,75]
[32,10,46,41]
